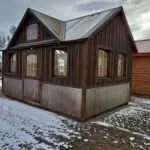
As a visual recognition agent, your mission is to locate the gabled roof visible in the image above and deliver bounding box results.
[136,39,150,53]
[30,9,66,40]
[30,7,121,41]
[65,7,121,41]
[8,6,137,51]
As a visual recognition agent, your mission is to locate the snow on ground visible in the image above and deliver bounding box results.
[0,93,150,149]
[91,96,150,149]
[0,97,81,150]
[93,97,150,135]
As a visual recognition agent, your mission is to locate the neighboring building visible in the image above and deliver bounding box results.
[132,39,150,96]
[2,6,137,120]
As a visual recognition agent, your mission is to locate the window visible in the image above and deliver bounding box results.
[26,54,37,77]
[118,53,125,77]
[97,50,108,77]
[10,54,16,73]
[27,24,38,41]
[54,50,68,76]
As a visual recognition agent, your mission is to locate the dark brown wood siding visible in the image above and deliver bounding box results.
[11,14,54,46]
[3,42,85,88]
[86,12,133,88]
[44,43,84,88]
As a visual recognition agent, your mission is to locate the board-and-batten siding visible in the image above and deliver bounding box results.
[2,10,135,120]
[3,42,84,88]
[86,13,132,88]
[132,56,150,96]
[12,15,54,46]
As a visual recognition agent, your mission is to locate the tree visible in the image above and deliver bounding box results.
[7,25,17,43]
[0,25,16,51]
[0,33,6,50]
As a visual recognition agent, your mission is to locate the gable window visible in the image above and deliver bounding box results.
[118,53,125,77]
[97,50,108,77]
[10,53,16,73]
[27,24,38,41]
[26,54,37,77]
[54,50,68,76]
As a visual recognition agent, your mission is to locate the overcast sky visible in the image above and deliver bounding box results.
[0,0,150,40]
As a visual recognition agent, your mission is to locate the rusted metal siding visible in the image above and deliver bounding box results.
[132,56,150,96]
[86,83,130,118]
[41,83,82,118]
[3,77,22,100]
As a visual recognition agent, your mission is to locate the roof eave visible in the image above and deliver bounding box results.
[134,52,150,57]
[7,39,57,50]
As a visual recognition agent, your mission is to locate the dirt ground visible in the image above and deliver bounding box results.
[0,89,150,150]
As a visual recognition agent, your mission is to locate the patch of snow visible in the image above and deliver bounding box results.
[77,136,82,139]
[113,141,118,144]
[93,121,111,127]
[132,96,150,105]
[92,121,150,140]
[84,139,88,142]
[129,137,135,141]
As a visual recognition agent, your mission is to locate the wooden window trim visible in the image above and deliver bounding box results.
[24,50,41,80]
[117,53,126,78]
[5,52,17,76]
[26,54,37,77]
[26,23,39,41]
[96,48,112,79]
[51,48,69,78]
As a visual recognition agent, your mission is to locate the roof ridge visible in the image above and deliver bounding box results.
[65,6,122,22]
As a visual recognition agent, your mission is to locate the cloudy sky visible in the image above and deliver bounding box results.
[0,0,150,40]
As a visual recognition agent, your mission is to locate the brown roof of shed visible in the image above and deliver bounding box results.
[136,39,150,53]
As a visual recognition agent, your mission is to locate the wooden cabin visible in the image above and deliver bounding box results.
[2,6,137,120]
[132,39,150,96]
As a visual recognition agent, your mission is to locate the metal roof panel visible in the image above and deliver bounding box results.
[29,7,122,41]
[136,40,150,53]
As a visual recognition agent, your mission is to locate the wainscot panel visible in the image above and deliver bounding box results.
[86,83,130,118]
[23,79,40,103]
[41,83,82,119]
[3,77,23,100]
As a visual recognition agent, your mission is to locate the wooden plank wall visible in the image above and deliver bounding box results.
[132,56,150,96]
[44,43,84,88]
[11,14,54,46]
[86,12,133,88]
[3,42,84,88]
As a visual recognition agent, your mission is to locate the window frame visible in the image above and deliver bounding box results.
[10,53,17,73]
[5,52,17,76]
[117,53,126,78]
[26,53,38,77]
[26,23,38,41]
[24,49,41,80]
[96,48,111,79]
[52,48,69,78]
